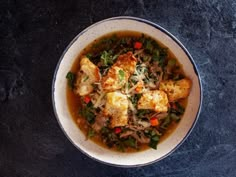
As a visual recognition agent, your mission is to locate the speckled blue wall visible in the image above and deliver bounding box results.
[0,0,236,177]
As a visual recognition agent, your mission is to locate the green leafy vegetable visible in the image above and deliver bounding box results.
[101,50,116,66]
[116,142,125,152]
[145,39,153,52]
[84,109,95,124]
[100,127,118,148]
[159,48,168,60]
[160,115,171,129]
[149,140,157,149]
[146,130,159,149]
[176,102,185,114]
[66,72,75,89]
[149,137,159,149]
[152,47,168,67]
[124,136,137,148]
[151,48,167,68]
[79,102,95,124]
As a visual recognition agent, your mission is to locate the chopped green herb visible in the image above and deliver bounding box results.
[130,94,142,106]
[151,134,159,141]
[151,130,156,136]
[170,113,180,122]
[168,59,176,67]
[88,128,95,138]
[112,54,119,60]
[66,72,75,89]
[101,126,109,134]
[152,49,160,61]
[101,51,109,66]
[86,53,93,59]
[136,109,153,118]
[83,76,89,82]
[173,73,184,81]
[173,74,180,81]
[120,38,127,45]
[118,69,125,82]
[119,47,133,54]
[143,68,148,73]
[142,56,149,62]
[110,34,118,43]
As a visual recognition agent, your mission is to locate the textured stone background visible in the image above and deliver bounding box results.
[1,0,236,177]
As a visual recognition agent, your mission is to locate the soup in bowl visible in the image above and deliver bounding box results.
[52,16,202,167]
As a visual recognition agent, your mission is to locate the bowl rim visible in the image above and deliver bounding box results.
[52,16,203,168]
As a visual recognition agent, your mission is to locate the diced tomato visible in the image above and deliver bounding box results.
[114,127,122,134]
[135,87,142,92]
[135,81,143,93]
[134,42,142,49]
[150,117,159,126]
[83,95,91,104]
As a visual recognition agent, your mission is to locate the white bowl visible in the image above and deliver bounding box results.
[52,16,202,167]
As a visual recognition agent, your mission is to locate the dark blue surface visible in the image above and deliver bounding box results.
[0,0,236,176]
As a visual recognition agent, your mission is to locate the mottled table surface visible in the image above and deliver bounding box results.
[1,0,236,177]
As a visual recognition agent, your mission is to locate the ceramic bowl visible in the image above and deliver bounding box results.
[52,16,202,167]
